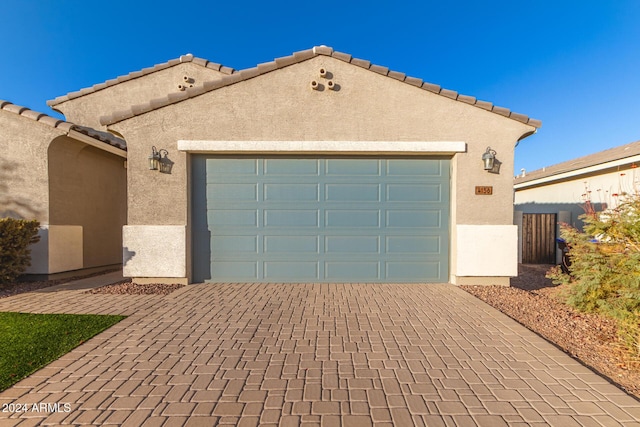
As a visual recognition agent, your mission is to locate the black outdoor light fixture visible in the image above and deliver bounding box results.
[148,146,161,170]
[482,147,497,171]
[148,146,172,173]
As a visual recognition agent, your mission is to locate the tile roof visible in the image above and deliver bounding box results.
[0,100,126,150]
[99,46,542,128]
[514,140,640,185]
[47,54,235,107]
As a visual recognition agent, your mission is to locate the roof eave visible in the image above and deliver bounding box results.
[101,45,542,128]
[1,100,127,154]
[515,154,640,189]
[47,54,236,107]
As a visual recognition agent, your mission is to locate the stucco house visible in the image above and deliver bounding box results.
[5,45,541,285]
[49,45,539,285]
[514,140,640,264]
[0,101,127,277]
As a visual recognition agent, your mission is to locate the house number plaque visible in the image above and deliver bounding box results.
[475,186,493,195]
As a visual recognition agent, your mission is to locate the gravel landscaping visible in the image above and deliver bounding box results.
[462,263,640,400]
[0,270,184,299]
[86,280,184,295]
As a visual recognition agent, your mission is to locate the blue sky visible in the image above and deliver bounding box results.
[2,0,639,174]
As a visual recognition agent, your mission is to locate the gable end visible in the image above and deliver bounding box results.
[99,46,542,129]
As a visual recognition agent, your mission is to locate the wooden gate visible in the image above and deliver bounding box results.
[522,213,557,264]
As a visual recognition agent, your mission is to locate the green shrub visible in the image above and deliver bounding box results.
[547,194,640,361]
[0,218,41,284]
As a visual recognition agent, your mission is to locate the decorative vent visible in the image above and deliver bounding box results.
[178,76,195,91]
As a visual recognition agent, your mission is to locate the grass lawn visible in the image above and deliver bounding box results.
[0,312,125,391]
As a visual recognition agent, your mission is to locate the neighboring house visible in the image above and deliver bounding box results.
[0,101,127,277]
[514,140,640,264]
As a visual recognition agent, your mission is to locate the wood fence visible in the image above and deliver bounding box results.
[522,213,557,264]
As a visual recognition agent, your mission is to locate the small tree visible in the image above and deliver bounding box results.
[0,218,41,285]
[547,194,640,359]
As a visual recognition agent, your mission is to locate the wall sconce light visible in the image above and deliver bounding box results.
[482,147,497,171]
[148,146,173,174]
[148,146,161,170]
[158,150,173,174]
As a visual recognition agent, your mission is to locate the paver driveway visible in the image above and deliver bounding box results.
[0,274,638,426]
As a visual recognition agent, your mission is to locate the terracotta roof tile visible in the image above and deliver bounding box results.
[148,98,167,110]
[167,91,189,103]
[440,89,458,99]
[72,125,126,150]
[219,65,235,74]
[475,100,493,111]
[202,79,225,91]
[187,85,207,98]
[2,102,27,115]
[224,73,244,85]
[0,100,126,150]
[238,67,261,80]
[527,118,542,128]
[98,46,542,129]
[47,54,235,107]
[19,109,46,121]
[56,122,75,133]
[350,57,371,69]
[369,64,390,76]
[515,140,640,185]
[312,45,333,55]
[39,115,65,128]
[457,95,476,105]
[387,70,406,81]
[331,51,352,63]
[509,112,529,124]
[293,49,315,61]
[492,106,511,117]
[108,110,132,124]
[257,61,278,73]
[128,70,144,79]
[404,76,423,87]
[130,103,148,116]
[192,57,208,67]
[422,82,441,93]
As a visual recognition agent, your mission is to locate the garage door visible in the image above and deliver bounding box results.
[191,157,449,283]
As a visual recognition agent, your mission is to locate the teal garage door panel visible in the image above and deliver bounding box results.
[191,157,450,283]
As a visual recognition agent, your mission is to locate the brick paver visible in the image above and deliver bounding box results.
[0,277,639,426]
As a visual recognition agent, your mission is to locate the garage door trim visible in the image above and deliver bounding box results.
[178,140,466,155]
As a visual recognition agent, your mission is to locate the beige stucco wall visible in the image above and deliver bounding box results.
[515,165,640,229]
[48,136,127,268]
[0,111,62,222]
[109,55,536,283]
[53,63,228,130]
[2,110,127,273]
[25,225,83,274]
